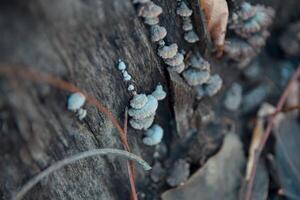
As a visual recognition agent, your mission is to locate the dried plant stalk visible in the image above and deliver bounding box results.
[14,148,151,200]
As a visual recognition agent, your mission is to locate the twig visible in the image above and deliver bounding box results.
[244,65,300,200]
[124,108,138,200]
[13,148,151,200]
[0,65,130,151]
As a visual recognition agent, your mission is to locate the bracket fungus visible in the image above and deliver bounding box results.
[128,85,166,131]
[138,2,162,18]
[225,2,275,67]
[189,52,211,71]
[164,53,184,67]
[143,124,164,146]
[177,1,200,43]
[182,69,210,86]
[157,44,178,59]
[184,30,200,43]
[152,84,167,100]
[150,25,167,42]
[195,74,223,99]
[176,1,193,17]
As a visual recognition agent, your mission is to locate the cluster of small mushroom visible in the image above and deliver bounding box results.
[134,0,186,74]
[117,60,137,95]
[182,52,223,99]
[224,2,275,67]
[67,92,87,120]
[134,0,222,99]
[176,1,199,43]
[128,85,166,146]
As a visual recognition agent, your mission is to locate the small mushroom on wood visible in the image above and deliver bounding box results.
[182,69,210,86]
[176,1,193,17]
[184,30,199,43]
[157,44,178,59]
[150,25,167,42]
[164,53,184,67]
[143,124,164,146]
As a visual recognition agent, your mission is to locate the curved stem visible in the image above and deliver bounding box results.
[14,148,151,200]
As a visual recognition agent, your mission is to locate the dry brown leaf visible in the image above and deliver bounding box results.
[161,133,245,200]
[199,0,229,56]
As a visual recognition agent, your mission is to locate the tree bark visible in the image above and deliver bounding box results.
[0,0,299,200]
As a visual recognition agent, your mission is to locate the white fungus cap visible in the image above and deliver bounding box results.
[144,17,159,25]
[150,25,167,42]
[152,85,166,100]
[189,53,210,71]
[157,44,178,59]
[128,84,135,92]
[123,71,132,81]
[67,92,86,112]
[129,114,155,130]
[128,95,158,120]
[130,94,148,109]
[184,30,199,43]
[182,69,210,86]
[169,62,185,73]
[182,20,193,31]
[138,2,163,18]
[77,108,87,120]
[176,2,193,17]
[164,53,184,67]
[118,60,126,71]
[143,124,163,146]
[205,74,223,96]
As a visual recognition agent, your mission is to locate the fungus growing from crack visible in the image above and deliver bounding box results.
[130,94,148,109]
[130,114,155,130]
[150,25,167,42]
[182,69,210,86]
[138,2,163,18]
[223,83,243,111]
[128,95,158,120]
[151,84,166,100]
[128,84,135,92]
[205,74,223,97]
[189,53,210,71]
[143,124,164,146]
[195,74,223,99]
[67,92,87,120]
[128,85,166,131]
[230,2,274,38]
[182,19,193,31]
[224,38,255,66]
[184,30,199,43]
[144,17,159,25]
[117,60,126,71]
[67,92,86,112]
[77,108,87,120]
[157,44,178,59]
[164,52,184,67]
[122,71,132,81]
[169,62,185,73]
[226,2,274,67]
[176,1,193,17]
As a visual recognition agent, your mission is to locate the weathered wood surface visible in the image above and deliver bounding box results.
[0,0,299,199]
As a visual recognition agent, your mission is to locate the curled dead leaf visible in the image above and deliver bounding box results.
[199,0,229,56]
